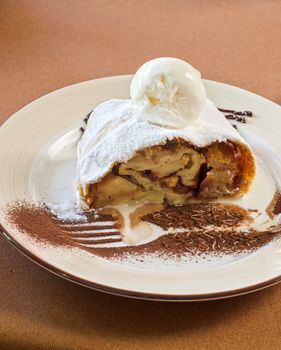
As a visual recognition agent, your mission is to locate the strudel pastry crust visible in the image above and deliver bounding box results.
[77,137,255,209]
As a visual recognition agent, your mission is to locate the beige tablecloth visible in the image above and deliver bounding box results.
[1,1,281,349]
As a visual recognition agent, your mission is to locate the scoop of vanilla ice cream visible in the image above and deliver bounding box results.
[130,57,206,128]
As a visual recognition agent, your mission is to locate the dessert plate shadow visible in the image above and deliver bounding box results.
[1,75,281,301]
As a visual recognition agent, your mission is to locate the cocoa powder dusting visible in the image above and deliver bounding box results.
[6,202,74,247]
[266,192,281,218]
[4,201,281,262]
[5,202,119,248]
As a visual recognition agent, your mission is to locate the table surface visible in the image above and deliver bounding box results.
[1,1,281,349]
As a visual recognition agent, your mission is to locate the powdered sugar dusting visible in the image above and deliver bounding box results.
[77,98,248,186]
[48,202,87,222]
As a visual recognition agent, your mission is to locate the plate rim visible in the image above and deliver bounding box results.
[1,75,281,301]
[1,226,281,301]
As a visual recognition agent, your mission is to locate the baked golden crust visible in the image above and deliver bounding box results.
[78,139,255,209]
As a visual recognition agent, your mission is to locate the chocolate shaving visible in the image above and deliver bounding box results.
[83,111,92,124]
[80,110,93,134]
[142,203,251,229]
[218,108,253,124]
[225,114,246,123]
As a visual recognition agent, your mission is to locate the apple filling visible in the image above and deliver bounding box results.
[79,140,254,208]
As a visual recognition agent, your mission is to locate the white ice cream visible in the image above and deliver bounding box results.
[130,57,206,128]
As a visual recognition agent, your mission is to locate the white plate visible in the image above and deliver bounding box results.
[1,75,281,301]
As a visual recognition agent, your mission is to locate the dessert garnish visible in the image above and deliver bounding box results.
[218,108,253,124]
